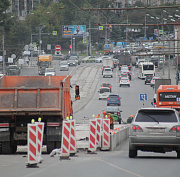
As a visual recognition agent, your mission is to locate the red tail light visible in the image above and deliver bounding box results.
[118,98,119,100]
[170,126,180,132]
[145,78,146,81]
[118,112,120,115]
[132,125,143,132]
[107,98,109,100]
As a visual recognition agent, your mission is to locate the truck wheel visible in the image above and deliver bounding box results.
[47,141,61,154]
[129,149,137,158]
[177,151,180,159]
[2,142,12,154]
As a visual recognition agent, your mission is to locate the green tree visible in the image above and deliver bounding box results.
[77,41,86,53]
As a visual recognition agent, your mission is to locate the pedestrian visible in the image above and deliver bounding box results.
[103,111,115,129]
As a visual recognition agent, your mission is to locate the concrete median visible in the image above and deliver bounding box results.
[110,125,129,151]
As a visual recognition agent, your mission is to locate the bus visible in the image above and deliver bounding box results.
[38,54,53,75]
[156,85,180,112]
[137,62,155,79]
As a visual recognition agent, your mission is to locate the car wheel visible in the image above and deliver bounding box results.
[99,98,101,100]
[107,104,109,106]
[118,118,121,124]
[120,85,121,87]
[145,82,146,85]
[118,104,120,106]
[129,85,130,87]
[177,151,180,159]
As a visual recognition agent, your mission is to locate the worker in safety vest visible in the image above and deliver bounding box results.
[102,111,115,129]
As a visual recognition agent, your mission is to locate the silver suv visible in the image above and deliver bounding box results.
[129,108,180,158]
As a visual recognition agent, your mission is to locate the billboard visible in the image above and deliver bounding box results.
[62,25,86,38]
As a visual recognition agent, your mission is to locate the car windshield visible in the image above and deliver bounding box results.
[102,84,111,87]
[109,95,119,98]
[105,69,111,72]
[100,88,110,93]
[135,110,178,122]
[61,61,67,65]
[121,78,128,80]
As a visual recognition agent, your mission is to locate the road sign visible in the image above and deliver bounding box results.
[52,31,57,35]
[140,94,147,101]
[159,30,163,34]
[99,26,103,30]
[83,39,87,43]
[55,45,61,51]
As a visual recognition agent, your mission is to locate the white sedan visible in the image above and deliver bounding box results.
[119,77,130,87]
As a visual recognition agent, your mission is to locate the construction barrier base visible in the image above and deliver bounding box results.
[26,162,39,168]
[87,150,97,154]
[59,156,70,160]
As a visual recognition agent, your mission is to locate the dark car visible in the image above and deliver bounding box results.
[145,74,153,84]
[107,93,121,106]
[101,83,112,92]
[103,106,122,124]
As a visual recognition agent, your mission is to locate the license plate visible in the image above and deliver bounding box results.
[111,99,116,101]
[148,129,165,133]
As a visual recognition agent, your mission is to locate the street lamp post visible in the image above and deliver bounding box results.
[39,25,46,55]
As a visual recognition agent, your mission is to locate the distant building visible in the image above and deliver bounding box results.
[7,0,39,20]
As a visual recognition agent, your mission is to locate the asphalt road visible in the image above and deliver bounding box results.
[1,58,179,177]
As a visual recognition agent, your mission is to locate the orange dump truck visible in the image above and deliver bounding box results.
[0,75,72,154]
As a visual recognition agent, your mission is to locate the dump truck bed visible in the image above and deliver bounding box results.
[0,76,71,119]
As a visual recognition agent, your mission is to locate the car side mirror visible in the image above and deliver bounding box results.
[151,102,153,105]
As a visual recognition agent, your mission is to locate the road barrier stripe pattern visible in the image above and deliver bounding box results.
[101,119,110,150]
[96,118,102,147]
[88,119,97,152]
[70,120,77,154]
[27,124,38,165]
[36,122,44,163]
[60,121,71,159]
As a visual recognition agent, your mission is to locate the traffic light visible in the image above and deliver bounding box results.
[75,85,80,100]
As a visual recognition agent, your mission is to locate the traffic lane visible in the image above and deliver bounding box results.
[1,141,179,177]
[119,67,154,121]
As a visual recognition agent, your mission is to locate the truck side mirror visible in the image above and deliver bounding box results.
[75,85,80,100]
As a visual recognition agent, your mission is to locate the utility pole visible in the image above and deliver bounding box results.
[2,35,5,74]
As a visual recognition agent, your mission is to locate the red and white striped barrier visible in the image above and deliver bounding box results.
[101,119,110,150]
[88,119,97,153]
[36,122,44,163]
[27,123,38,167]
[96,118,102,147]
[70,120,77,155]
[60,120,71,159]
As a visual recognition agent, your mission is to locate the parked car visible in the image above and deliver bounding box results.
[103,68,113,78]
[103,107,122,124]
[82,56,96,63]
[95,56,103,63]
[60,61,69,71]
[45,68,56,76]
[101,83,112,92]
[150,76,160,87]
[107,93,121,106]
[119,77,130,87]
[129,108,180,158]
[98,87,110,100]
[145,74,153,84]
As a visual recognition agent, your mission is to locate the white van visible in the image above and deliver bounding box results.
[99,87,110,100]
